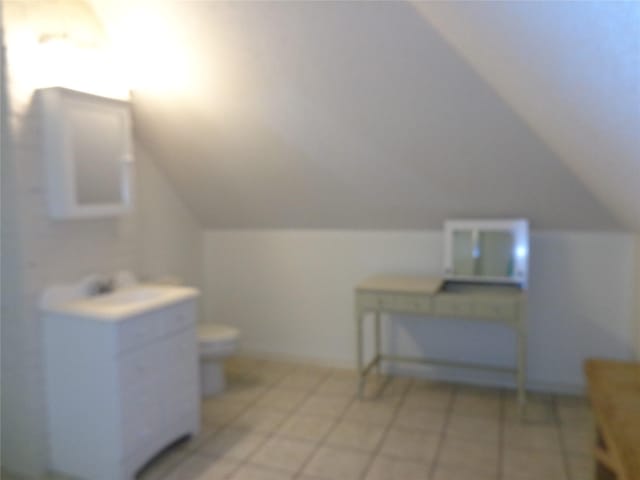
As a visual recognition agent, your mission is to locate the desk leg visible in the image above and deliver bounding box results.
[356,305,365,398]
[517,323,527,415]
[374,311,381,377]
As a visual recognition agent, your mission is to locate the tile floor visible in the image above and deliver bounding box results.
[2,356,596,480]
[139,357,595,480]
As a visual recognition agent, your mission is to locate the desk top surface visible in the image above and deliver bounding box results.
[356,275,525,298]
[356,275,444,294]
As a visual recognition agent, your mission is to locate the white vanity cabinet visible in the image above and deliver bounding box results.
[43,296,200,480]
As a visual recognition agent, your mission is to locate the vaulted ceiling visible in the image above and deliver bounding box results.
[94,1,639,231]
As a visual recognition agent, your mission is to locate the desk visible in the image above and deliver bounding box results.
[355,275,527,408]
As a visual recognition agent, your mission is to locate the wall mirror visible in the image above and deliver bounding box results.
[443,219,529,288]
[39,87,133,219]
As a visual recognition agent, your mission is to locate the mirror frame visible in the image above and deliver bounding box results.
[443,219,530,289]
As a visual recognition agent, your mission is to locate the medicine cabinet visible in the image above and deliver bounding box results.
[39,87,133,219]
[443,219,530,289]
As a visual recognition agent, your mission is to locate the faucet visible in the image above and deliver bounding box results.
[90,277,114,296]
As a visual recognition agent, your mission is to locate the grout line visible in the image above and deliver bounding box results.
[289,370,362,479]
[425,383,456,480]
[161,370,281,479]
[242,365,335,477]
[496,388,506,480]
[160,362,299,479]
[553,394,574,480]
[357,375,415,480]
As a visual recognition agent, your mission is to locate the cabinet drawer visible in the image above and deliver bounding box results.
[117,313,163,353]
[121,390,162,454]
[434,296,473,317]
[358,293,379,309]
[117,301,196,353]
[119,345,158,388]
[393,296,431,313]
[357,293,397,310]
[162,302,196,337]
[473,299,518,320]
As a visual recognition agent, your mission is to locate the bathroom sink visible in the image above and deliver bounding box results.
[92,287,166,305]
[42,284,199,321]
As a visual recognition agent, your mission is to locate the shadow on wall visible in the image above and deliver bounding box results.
[383,311,632,394]
[132,93,370,228]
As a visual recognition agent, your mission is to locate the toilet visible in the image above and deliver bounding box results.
[197,323,240,397]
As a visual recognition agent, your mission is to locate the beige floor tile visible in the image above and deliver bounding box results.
[277,413,335,442]
[226,371,262,389]
[246,362,296,386]
[437,437,498,476]
[315,375,359,397]
[297,394,353,419]
[229,464,294,480]
[292,364,335,375]
[137,445,191,480]
[431,464,496,480]
[560,425,594,456]
[502,449,567,480]
[376,376,413,396]
[446,415,500,443]
[566,454,594,480]
[362,387,407,407]
[230,406,289,433]
[223,385,270,405]
[202,398,250,427]
[324,420,386,452]
[260,359,299,374]
[197,427,269,461]
[255,388,308,412]
[303,446,371,479]
[410,378,455,393]
[555,395,593,428]
[343,401,397,427]
[455,385,503,396]
[379,428,439,463]
[249,435,316,473]
[393,406,447,433]
[277,371,328,391]
[555,394,589,409]
[161,454,241,480]
[205,392,257,410]
[364,454,430,480]
[226,356,262,373]
[451,390,501,419]
[504,393,556,424]
[322,368,359,381]
[503,423,562,452]
[402,390,453,412]
[181,425,219,453]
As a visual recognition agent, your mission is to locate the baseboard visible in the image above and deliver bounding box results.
[236,348,585,396]
[237,347,354,371]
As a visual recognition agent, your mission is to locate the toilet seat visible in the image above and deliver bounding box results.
[198,323,239,357]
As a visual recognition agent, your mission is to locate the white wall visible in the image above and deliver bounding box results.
[204,230,636,393]
[135,144,204,293]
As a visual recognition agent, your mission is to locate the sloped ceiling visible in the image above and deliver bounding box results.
[412,1,640,232]
[97,1,634,230]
